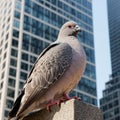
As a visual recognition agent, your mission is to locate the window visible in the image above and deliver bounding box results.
[13,19,20,28]
[8,78,15,87]
[0,82,3,89]
[22,33,30,51]
[30,55,37,63]
[9,68,16,77]
[10,58,17,67]
[7,17,10,22]
[13,29,19,38]
[78,77,97,96]
[31,19,43,37]
[84,63,96,80]
[20,71,27,80]
[6,33,9,40]
[15,2,21,10]
[3,52,7,59]
[12,39,18,47]
[21,62,28,70]
[4,110,9,117]
[6,99,14,109]
[4,42,8,49]
[11,48,18,57]
[30,37,43,55]
[19,81,24,89]
[2,62,6,69]
[7,88,15,98]
[84,46,95,63]
[1,72,4,79]
[14,10,20,19]
[22,52,28,61]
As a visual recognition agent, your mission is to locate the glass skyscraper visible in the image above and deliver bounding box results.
[100,0,120,119]
[0,0,97,119]
[107,0,120,76]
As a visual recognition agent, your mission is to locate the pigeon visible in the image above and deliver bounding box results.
[8,21,86,120]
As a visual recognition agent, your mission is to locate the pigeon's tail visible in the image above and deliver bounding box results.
[8,90,24,120]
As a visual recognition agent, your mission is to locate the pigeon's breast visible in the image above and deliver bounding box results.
[42,47,86,101]
[61,48,86,93]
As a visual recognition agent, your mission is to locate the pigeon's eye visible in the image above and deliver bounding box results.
[68,25,72,28]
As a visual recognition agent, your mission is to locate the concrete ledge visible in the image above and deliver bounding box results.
[23,99,103,120]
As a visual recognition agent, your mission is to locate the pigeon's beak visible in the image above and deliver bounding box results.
[75,25,81,32]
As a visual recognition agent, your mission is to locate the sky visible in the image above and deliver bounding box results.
[93,0,112,102]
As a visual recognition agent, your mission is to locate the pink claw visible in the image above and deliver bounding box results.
[46,94,81,112]
[61,93,81,102]
[46,100,56,112]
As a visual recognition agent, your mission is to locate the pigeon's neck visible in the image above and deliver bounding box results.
[57,36,83,53]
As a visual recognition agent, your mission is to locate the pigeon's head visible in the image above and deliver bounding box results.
[58,21,81,38]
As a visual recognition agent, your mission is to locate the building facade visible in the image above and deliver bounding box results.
[100,76,120,120]
[100,0,120,119]
[0,0,97,119]
[107,0,120,75]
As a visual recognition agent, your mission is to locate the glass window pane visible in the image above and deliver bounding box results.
[13,29,19,38]
[11,48,18,57]
[8,78,16,87]
[7,88,15,98]
[13,19,20,28]
[14,10,20,19]
[9,68,16,77]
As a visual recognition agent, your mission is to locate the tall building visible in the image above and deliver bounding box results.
[100,76,120,120]
[107,0,120,76]
[0,0,97,119]
[100,0,120,119]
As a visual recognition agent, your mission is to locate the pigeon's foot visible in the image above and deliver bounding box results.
[46,99,62,112]
[46,94,80,112]
[61,93,81,102]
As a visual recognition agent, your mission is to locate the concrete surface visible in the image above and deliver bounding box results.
[23,99,103,120]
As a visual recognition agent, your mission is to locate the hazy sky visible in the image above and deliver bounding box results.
[93,0,112,103]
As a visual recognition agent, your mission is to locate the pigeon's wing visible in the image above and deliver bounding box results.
[27,43,59,79]
[17,42,73,115]
[8,43,59,119]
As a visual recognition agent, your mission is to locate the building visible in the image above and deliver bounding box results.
[100,76,120,120]
[0,0,97,119]
[100,0,120,119]
[107,0,120,75]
